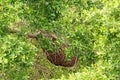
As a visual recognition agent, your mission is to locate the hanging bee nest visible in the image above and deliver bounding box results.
[27,29,78,67]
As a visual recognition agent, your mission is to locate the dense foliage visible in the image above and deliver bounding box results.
[0,0,120,80]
